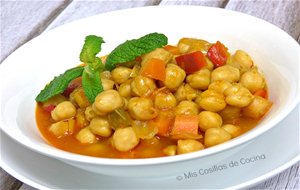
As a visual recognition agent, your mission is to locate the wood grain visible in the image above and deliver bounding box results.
[0,0,71,63]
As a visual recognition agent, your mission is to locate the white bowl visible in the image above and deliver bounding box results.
[0,6,299,178]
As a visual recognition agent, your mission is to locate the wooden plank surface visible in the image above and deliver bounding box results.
[0,0,299,189]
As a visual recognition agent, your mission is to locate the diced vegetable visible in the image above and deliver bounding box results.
[140,58,166,81]
[63,77,82,96]
[43,104,56,112]
[163,45,181,55]
[175,51,207,74]
[170,115,202,139]
[207,41,228,67]
[253,89,267,98]
[147,111,175,137]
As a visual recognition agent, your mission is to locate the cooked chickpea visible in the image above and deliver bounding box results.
[198,111,223,132]
[128,97,157,120]
[186,69,211,90]
[84,106,97,121]
[155,92,177,109]
[218,105,241,120]
[163,64,186,91]
[175,100,199,115]
[240,68,265,93]
[208,80,232,94]
[204,128,231,147]
[229,50,253,73]
[89,117,112,137]
[163,145,177,156]
[141,48,173,66]
[198,89,226,112]
[112,127,140,152]
[224,83,254,107]
[92,90,124,115]
[177,38,211,53]
[174,84,198,101]
[101,78,115,90]
[100,70,112,80]
[222,124,242,138]
[211,65,240,83]
[111,66,132,84]
[76,127,97,144]
[118,80,132,98]
[51,101,76,121]
[242,96,272,119]
[131,75,156,97]
[177,139,204,154]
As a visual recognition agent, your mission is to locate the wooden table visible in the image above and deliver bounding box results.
[1,0,299,189]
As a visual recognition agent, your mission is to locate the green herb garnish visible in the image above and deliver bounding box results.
[35,66,84,102]
[105,32,168,71]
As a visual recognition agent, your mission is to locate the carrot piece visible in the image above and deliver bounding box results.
[207,41,228,67]
[175,51,207,74]
[253,89,267,98]
[147,111,175,137]
[140,58,166,81]
[170,115,202,139]
[163,45,181,55]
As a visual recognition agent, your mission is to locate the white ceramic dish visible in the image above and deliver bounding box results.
[1,105,299,189]
[0,6,299,177]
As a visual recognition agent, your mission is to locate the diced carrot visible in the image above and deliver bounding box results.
[163,45,181,55]
[147,111,175,137]
[207,41,228,67]
[140,58,166,81]
[175,51,207,74]
[170,115,202,139]
[253,89,267,98]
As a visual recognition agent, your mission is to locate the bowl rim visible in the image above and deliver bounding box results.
[0,5,299,166]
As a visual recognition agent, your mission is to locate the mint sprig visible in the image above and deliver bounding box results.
[35,66,84,102]
[105,33,168,71]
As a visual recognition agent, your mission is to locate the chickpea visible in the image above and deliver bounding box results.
[222,124,242,138]
[211,65,240,83]
[198,89,226,112]
[208,80,232,94]
[100,70,112,80]
[177,38,211,53]
[76,127,97,144]
[112,127,140,152]
[224,83,254,107]
[242,96,272,119]
[186,69,211,90]
[229,50,253,73]
[163,145,177,156]
[198,111,223,132]
[92,90,124,115]
[203,57,214,71]
[84,106,97,121]
[89,117,112,137]
[175,100,199,115]
[51,101,76,121]
[111,66,132,84]
[141,48,173,66]
[174,84,199,102]
[131,75,156,97]
[101,78,115,91]
[118,80,132,98]
[177,139,204,154]
[128,97,157,120]
[240,68,265,93]
[218,105,241,120]
[204,128,231,147]
[154,92,177,110]
[163,64,186,91]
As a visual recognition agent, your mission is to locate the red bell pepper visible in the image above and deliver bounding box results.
[207,41,228,67]
[175,51,207,74]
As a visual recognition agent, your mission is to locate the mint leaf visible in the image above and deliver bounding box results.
[82,68,103,103]
[36,66,84,102]
[105,33,168,71]
[80,35,105,64]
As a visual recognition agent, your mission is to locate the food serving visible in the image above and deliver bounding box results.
[35,33,272,158]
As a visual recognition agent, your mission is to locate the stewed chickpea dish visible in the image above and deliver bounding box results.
[36,34,272,158]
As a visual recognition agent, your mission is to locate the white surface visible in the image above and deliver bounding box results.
[0,6,299,178]
[1,105,299,189]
